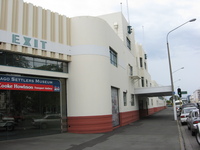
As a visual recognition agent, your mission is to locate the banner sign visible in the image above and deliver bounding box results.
[0,30,71,55]
[0,75,60,92]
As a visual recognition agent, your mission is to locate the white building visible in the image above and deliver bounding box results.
[0,0,171,139]
[193,89,200,103]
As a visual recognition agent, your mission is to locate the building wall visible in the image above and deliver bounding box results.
[193,89,200,103]
[0,0,166,134]
[68,15,140,133]
[0,0,70,61]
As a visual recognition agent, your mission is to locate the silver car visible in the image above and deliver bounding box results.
[186,109,200,136]
[0,113,16,131]
[180,107,198,125]
[32,114,61,129]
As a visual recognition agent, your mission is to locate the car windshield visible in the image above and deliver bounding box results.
[183,108,196,114]
[176,102,182,105]
[183,104,196,108]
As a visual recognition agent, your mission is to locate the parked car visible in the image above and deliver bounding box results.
[0,113,16,131]
[32,114,61,129]
[179,103,198,113]
[186,109,200,136]
[196,122,200,145]
[180,107,198,125]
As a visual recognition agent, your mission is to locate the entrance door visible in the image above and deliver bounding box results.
[139,97,148,118]
[111,87,119,127]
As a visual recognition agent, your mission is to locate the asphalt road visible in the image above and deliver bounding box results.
[0,108,181,150]
[2,108,200,150]
[178,120,199,149]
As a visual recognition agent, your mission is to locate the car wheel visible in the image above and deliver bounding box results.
[187,124,191,130]
[6,125,14,131]
[192,130,196,136]
[181,122,184,125]
[41,123,47,129]
[196,132,200,145]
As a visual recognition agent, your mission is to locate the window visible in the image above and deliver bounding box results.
[131,94,135,106]
[110,47,117,67]
[123,92,127,106]
[126,37,131,50]
[136,57,138,67]
[146,80,148,87]
[140,57,143,68]
[129,64,133,76]
[0,51,68,73]
[141,77,144,87]
[144,54,147,59]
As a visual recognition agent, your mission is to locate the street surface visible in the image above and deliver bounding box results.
[178,119,199,149]
[1,108,181,150]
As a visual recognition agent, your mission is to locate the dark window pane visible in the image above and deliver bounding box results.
[0,52,5,65]
[0,51,68,73]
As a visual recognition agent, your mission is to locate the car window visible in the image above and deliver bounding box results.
[46,116,54,119]
[188,112,192,118]
[183,108,195,114]
[192,112,194,117]
[184,109,191,113]
[45,115,60,119]
[195,112,198,117]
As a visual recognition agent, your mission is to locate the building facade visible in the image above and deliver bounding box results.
[191,89,200,103]
[0,0,166,140]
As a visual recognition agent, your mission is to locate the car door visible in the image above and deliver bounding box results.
[187,111,192,127]
[46,115,61,128]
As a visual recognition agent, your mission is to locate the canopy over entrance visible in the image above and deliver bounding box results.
[134,86,172,97]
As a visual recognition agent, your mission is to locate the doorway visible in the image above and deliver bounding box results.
[111,87,120,127]
[139,97,148,118]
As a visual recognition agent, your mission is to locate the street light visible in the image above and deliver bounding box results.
[173,67,184,74]
[166,18,196,121]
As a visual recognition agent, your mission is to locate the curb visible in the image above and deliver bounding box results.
[177,120,194,150]
[177,120,185,150]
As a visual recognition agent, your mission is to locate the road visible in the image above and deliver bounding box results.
[178,120,199,150]
[1,108,199,150]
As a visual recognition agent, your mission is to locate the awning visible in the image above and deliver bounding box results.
[134,86,172,97]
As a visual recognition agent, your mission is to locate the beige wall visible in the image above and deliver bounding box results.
[0,0,70,61]
[0,0,166,117]
[69,15,140,116]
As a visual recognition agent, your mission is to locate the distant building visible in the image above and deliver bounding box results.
[193,89,200,103]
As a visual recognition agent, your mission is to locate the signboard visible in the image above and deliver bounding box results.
[0,30,71,55]
[181,91,187,94]
[0,75,60,92]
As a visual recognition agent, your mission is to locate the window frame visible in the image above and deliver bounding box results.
[0,51,68,73]
[109,47,118,67]
[131,94,135,106]
[140,57,143,68]
[123,92,127,106]
[126,37,131,50]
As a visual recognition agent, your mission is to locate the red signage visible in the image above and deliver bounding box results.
[0,75,60,92]
[0,82,54,91]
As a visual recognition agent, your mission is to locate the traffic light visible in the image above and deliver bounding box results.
[177,88,182,97]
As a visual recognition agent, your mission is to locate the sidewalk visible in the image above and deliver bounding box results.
[1,107,183,150]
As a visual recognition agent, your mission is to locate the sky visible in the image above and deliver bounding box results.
[23,0,200,97]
